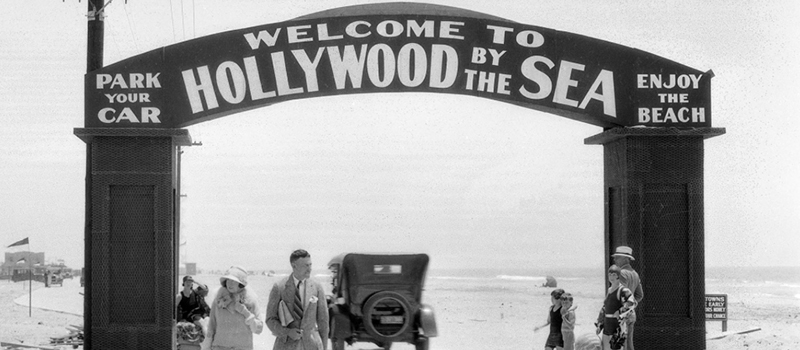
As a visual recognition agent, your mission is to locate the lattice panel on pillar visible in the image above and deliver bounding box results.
[94,137,172,173]
[642,184,691,318]
[89,135,177,350]
[109,185,156,324]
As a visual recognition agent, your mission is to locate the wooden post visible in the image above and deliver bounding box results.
[85,0,106,347]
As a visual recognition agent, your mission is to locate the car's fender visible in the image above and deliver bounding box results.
[418,304,437,337]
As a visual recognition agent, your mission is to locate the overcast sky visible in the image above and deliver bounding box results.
[1,1,798,273]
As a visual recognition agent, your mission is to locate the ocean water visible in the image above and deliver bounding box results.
[200,266,800,304]
[426,266,800,299]
[705,266,800,296]
[198,267,800,310]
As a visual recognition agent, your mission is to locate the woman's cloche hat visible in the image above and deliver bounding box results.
[220,265,249,287]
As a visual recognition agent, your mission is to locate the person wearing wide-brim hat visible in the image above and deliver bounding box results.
[207,266,264,350]
[611,246,643,350]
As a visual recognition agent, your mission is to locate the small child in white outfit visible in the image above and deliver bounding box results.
[560,293,577,350]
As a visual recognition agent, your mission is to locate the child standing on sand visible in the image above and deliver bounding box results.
[596,265,636,350]
[560,293,577,350]
[534,288,566,350]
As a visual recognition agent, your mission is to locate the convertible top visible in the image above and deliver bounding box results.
[330,253,430,307]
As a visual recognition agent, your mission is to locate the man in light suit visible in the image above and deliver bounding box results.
[266,249,329,350]
[612,245,643,350]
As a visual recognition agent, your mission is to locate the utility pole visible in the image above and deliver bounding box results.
[85,1,105,348]
[87,0,105,71]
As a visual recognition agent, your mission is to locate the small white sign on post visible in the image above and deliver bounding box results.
[705,294,728,332]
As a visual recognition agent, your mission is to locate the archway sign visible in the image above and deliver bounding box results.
[84,3,711,128]
[76,3,723,350]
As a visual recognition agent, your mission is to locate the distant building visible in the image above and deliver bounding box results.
[185,263,197,276]
[1,251,45,278]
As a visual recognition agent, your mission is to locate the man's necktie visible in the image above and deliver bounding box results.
[293,280,303,320]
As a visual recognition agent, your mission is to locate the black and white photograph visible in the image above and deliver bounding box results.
[1,1,798,349]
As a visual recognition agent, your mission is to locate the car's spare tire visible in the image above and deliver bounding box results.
[362,291,414,341]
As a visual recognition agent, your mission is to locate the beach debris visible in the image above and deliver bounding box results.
[0,341,58,350]
[706,327,761,340]
[47,324,83,348]
[575,333,601,350]
[542,275,558,287]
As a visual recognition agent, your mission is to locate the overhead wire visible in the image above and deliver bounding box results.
[169,0,177,43]
[180,0,186,40]
[122,2,140,52]
[102,4,124,60]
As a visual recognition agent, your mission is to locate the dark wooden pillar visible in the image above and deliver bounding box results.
[75,128,191,350]
[586,127,724,350]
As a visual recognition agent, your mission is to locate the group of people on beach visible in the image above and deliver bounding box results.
[175,249,329,350]
[533,288,578,350]
[533,246,644,350]
[174,246,643,350]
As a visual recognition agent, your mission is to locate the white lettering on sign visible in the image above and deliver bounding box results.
[317,23,344,41]
[516,30,545,48]
[104,93,151,103]
[181,43,461,114]
[96,73,161,89]
[471,47,507,66]
[463,69,512,94]
[638,107,705,123]
[291,48,325,93]
[705,295,727,320]
[376,20,404,37]
[519,56,616,117]
[287,25,314,44]
[636,72,707,125]
[637,74,703,89]
[98,107,161,123]
[95,72,162,124]
[484,25,544,48]
[243,20,465,50]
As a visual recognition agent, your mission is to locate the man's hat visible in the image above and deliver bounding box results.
[611,246,635,260]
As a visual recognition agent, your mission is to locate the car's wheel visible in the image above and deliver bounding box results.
[331,338,345,350]
[362,291,413,342]
[415,337,429,350]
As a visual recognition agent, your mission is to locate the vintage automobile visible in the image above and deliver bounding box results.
[46,272,64,287]
[327,253,437,350]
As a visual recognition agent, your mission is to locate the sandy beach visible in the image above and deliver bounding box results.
[1,269,798,349]
[0,278,82,349]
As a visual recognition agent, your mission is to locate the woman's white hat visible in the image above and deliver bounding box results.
[220,265,249,287]
[611,246,635,260]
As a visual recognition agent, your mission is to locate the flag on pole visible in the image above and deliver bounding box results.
[17,257,27,264]
[7,237,29,248]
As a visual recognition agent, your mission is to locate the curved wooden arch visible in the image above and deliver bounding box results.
[84,2,712,129]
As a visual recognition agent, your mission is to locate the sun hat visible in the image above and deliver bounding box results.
[220,266,248,287]
[611,246,635,260]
